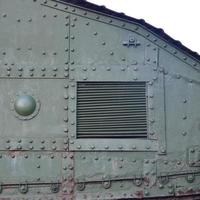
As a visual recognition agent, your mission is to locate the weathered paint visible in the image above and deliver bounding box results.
[0,0,200,199]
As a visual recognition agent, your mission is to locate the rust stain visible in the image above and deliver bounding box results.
[135,190,144,199]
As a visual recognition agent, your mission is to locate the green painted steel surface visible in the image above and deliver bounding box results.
[0,0,200,199]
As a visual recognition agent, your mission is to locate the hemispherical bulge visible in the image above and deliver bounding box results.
[14,95,36,116]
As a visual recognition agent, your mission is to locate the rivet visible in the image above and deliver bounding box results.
[63,187,67,192]
[182,115,187,120]
[94,32,98,36]
[144,190,149,196]
[64,128,68,133]
[63,166,67,170]
[90,145,95,150]
[176,74,181,79]
[193,63,197,66]
[77,145,81,149]
[53,14,57,18]
[121,67,125,71]
[183,99,187,103]
[183,57,187,60]
[11,154,15,158]
[64,95,68,99]
[118,146,123,150]
[24,154,28,159]
[146,58,150,62]
[64,73,69,77]
[37,154,41,159]
[159,184,164,189]
[29,145,33,150]
[71,36,75,40]
[54,3,58,7]
[161,148,166,153]
[18,139,22,143]
[83,76,88,80]
[52,146,56,150]
[36,164,40,168]
[164,161,168,165]
[105,146,109,149]
[106,67,111,71]
[182,131,187,136]
[65,35,69,39]
[86,22,90,26]
[72,8,76,12]
[132,145,136,149]
[92,67,96,71]
[177,161,181,165]
[94,157,99,161]
[64,106,68,111]
[168,189,174,194]
[40,145,45,150]
[2,13,7,18]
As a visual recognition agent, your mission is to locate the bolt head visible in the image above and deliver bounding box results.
[14,95,36,116]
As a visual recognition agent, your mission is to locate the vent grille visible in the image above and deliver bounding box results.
[77,82,147,139]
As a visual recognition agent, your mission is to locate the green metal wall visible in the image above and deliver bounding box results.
[0,0,200,199]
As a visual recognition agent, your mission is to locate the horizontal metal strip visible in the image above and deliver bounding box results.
[78,105,146,110]
[77,125,147,130]
[78,89,146,93]
[78,99,146,103]
[78,91,146,95]
[78,83,146,87]
[78,130,147,134]
[78,121,147,126]
[78,115,147,120]
[77,135,147,138]
[78,109,146,113]
[78,120,147,125]
[77,124,147,132]
[78,95,145,100]
[78,112,147,117]
[78,101,146,106]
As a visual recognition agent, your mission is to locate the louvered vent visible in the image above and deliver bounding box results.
[77,82,147,139]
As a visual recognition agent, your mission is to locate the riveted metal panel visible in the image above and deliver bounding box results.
[66,13,167,152]
[0,0,69,78]
[0,79,68,145]
[0,152,62,183]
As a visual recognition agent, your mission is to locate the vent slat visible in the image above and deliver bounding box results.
[77,82,147,139]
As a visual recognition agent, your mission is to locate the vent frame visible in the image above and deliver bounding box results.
[76,81,148,139]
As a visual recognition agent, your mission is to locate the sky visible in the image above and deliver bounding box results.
[88,0,200,54]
